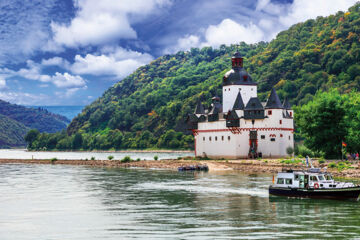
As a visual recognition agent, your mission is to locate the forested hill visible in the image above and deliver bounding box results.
[28,3,360,150]
[0,100,70,133]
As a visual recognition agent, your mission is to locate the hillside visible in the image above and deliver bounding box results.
[28,3,360,150]
[0,100,70,133]
[0,114,29,148]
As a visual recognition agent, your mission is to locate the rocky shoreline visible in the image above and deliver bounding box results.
[1,158,360,179]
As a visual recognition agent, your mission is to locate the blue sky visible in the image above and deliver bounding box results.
[0,0,356,106]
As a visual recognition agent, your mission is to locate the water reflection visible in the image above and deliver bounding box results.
[0,164,360,239]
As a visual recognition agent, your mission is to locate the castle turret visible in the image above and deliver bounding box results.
[222,52,257,112]
[282,98,293,118]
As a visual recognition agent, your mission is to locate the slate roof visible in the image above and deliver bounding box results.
[265,88,283,109]
[223,68,256,86]
[283,98,292,110]
[232,91,245,110]
[209,96,223,114]
[245,97,264,110]
[194,100,205,114]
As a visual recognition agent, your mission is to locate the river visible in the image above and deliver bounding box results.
[1,164,360,239]
[0,149,194,160]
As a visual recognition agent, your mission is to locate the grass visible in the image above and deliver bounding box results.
[328,161,353,172]
[280,158,302,165]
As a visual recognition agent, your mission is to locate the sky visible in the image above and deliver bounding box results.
[0,0,357,106]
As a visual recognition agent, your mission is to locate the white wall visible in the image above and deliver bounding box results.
[222,85,257,112]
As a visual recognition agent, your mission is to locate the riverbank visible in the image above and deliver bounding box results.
[1,158,360,178]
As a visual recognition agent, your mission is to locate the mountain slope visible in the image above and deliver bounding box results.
[0,114,29,148]
[29,3,360,150]
[0,100,70,133]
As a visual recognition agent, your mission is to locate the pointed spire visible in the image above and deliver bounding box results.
[283,98,291,110]
[194,100,205,114]
[232,91,245,110]
[265,88,283,109]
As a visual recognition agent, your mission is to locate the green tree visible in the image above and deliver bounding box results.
[296,89,347,158]
[24,129,40,148]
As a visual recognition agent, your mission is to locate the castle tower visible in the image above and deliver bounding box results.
[222,52,257,112]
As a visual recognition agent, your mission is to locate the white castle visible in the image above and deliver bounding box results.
[187,52,294,159]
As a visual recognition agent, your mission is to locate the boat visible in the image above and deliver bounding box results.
[178,164,209,172]
[269,168,360,200]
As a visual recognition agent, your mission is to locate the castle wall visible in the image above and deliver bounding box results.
[195,110,294,159]
[222,85,257,112]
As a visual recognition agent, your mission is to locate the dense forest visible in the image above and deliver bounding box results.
[0,100,70,148]
[26,3,360,153]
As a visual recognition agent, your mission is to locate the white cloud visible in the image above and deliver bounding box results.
[0,78,6,90]
[203,19,264,47]
[50,0,171,48]
[168,0,358,53]
[0,91,48,106]
[51,72,86,88]
[279,0,358,27]
[17,60,51,83]
[70,47,153,78]
[41,57,70,69]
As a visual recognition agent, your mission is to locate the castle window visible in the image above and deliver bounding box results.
[222,136,224,141]
[209,137,211,141]
[229,88,230,91]
[279,120,282,124]
[215,136,218,141]
[268,110,272,115]
[280,134,283,137]
[228,136,231,141]
[289,136,291,140]
[251,88,253,91]
[203,137,205,141]
[270,138,275,142]
[261,135,265,139]
[225,89,226,91]
[290,112,292,117]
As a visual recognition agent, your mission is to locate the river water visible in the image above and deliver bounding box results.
[1,164,360,239]
[0,149,194,160]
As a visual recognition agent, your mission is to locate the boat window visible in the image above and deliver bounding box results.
[310,176,318,181]
[277,178,284,184]
[325,174,333,180]
[318,175,325,181]
[285,179,293,185]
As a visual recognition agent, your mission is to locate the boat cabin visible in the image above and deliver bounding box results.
[274,169,340,189]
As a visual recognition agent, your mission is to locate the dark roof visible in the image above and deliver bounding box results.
[283,98,292,110]
[265,88,283,109]
[194,100,205,114]
[232,91,245,110]
[245,97,264,110]
[209,102,223,114]
[226,110,240,120]
[232,51,242,58]
[223,68,256,86]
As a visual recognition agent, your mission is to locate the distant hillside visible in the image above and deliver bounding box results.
[0,100,70,133]
[0,114,29,148]
[28,3,360,151]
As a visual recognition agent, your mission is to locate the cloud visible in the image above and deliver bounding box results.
[50,0,172,48]
[203,19,264,47]
[41,57,70,69]
[52,72,86,88]
[0,91,48,105]
[167,0,358,53]
[0,78,6,90]
[279,0,358,27]
[70,47,153,78]
[0,0,65,63]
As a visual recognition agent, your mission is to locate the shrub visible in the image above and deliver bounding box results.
[154,155,158,160]
[328,162,336,168]
[136,158,141,161]
[318,159,325,164]
[50,157,57,164]
[121,156,132,163]
[298,145,314,158]
[177,156,182,160]
[91,156,95,160]
[108,155,114,160]
[286,146,294,156]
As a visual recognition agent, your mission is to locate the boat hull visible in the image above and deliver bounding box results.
[269,186,360,200]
